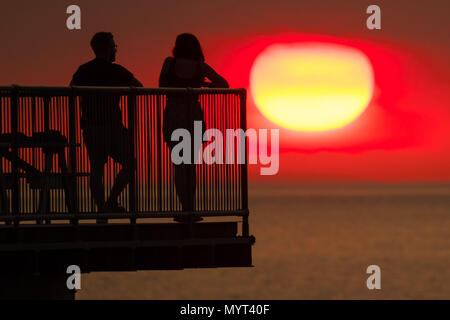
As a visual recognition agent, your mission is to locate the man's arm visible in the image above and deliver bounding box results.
[70,68,80,86]
[114,64,144,87]
[130,77,143,87]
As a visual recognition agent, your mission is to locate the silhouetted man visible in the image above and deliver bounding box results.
[70,32,142,217]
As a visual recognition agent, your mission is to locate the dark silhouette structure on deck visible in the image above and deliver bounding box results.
[0,85,253,299]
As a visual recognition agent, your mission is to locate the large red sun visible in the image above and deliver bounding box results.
[250,42,375,132]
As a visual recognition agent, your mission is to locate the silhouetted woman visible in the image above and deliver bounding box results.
[159,33,228,222]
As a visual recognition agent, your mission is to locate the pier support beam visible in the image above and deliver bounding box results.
[0,275,75,300]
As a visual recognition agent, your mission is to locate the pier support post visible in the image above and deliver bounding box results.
[0,275,75,300]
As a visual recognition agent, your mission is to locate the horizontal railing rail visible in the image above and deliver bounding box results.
[0,86,246,96]
[0,86,248,234]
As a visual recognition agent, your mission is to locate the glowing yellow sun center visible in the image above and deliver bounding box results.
[250,42,374,131]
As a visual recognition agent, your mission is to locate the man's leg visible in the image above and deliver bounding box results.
[173,143,202,223]
[105,165,130,211]
[105,126,132,211]
[83,128,107,213]
[174,163,192,211]
[90,160,106,212]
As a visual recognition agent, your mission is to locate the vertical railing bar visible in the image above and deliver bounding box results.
[42,95,50,219]
[207,93,211,211]
[68,88,78,222]
[148,95,153,211]
[0,96,4,218]
[31,97,38,217]
[0,94,8,221]
[214,93,219,212]
[220,93,224,211]
[209,93,212,211]
[225,94,230,211]
[11,86,19,225]
[236,94,238,210]
[217,93,222,211]
[138,95,142,213]
[156,94,162,212]
[24,97,29,215]
[239,89,249,237]
[148,95,151,212]
[128,89,137,223]
[201,94,206,212]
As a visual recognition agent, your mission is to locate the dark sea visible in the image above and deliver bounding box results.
[77,183,450,299]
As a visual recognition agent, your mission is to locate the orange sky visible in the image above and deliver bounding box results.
[1,0,449,182]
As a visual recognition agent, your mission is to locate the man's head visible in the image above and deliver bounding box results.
[90,32,116,62]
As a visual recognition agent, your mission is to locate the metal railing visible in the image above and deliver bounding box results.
[0,86,248,234]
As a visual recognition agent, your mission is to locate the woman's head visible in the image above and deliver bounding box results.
[173,33,205,62]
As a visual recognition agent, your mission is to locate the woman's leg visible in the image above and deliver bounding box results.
[167,120,202,221]
[174,163,196,211]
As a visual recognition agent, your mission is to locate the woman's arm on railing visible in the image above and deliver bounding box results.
[202,63,229,88]
[158,57,172,87]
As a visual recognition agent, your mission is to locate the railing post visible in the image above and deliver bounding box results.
[239,89,249,237]
[186,88,195,235]
[11,86,19,225]
[43,96,50,132]
[0,91,7,219]
[42,95,51,220]
[127,88,137,221]
[68,88,78,218]
[156,94,162,212]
